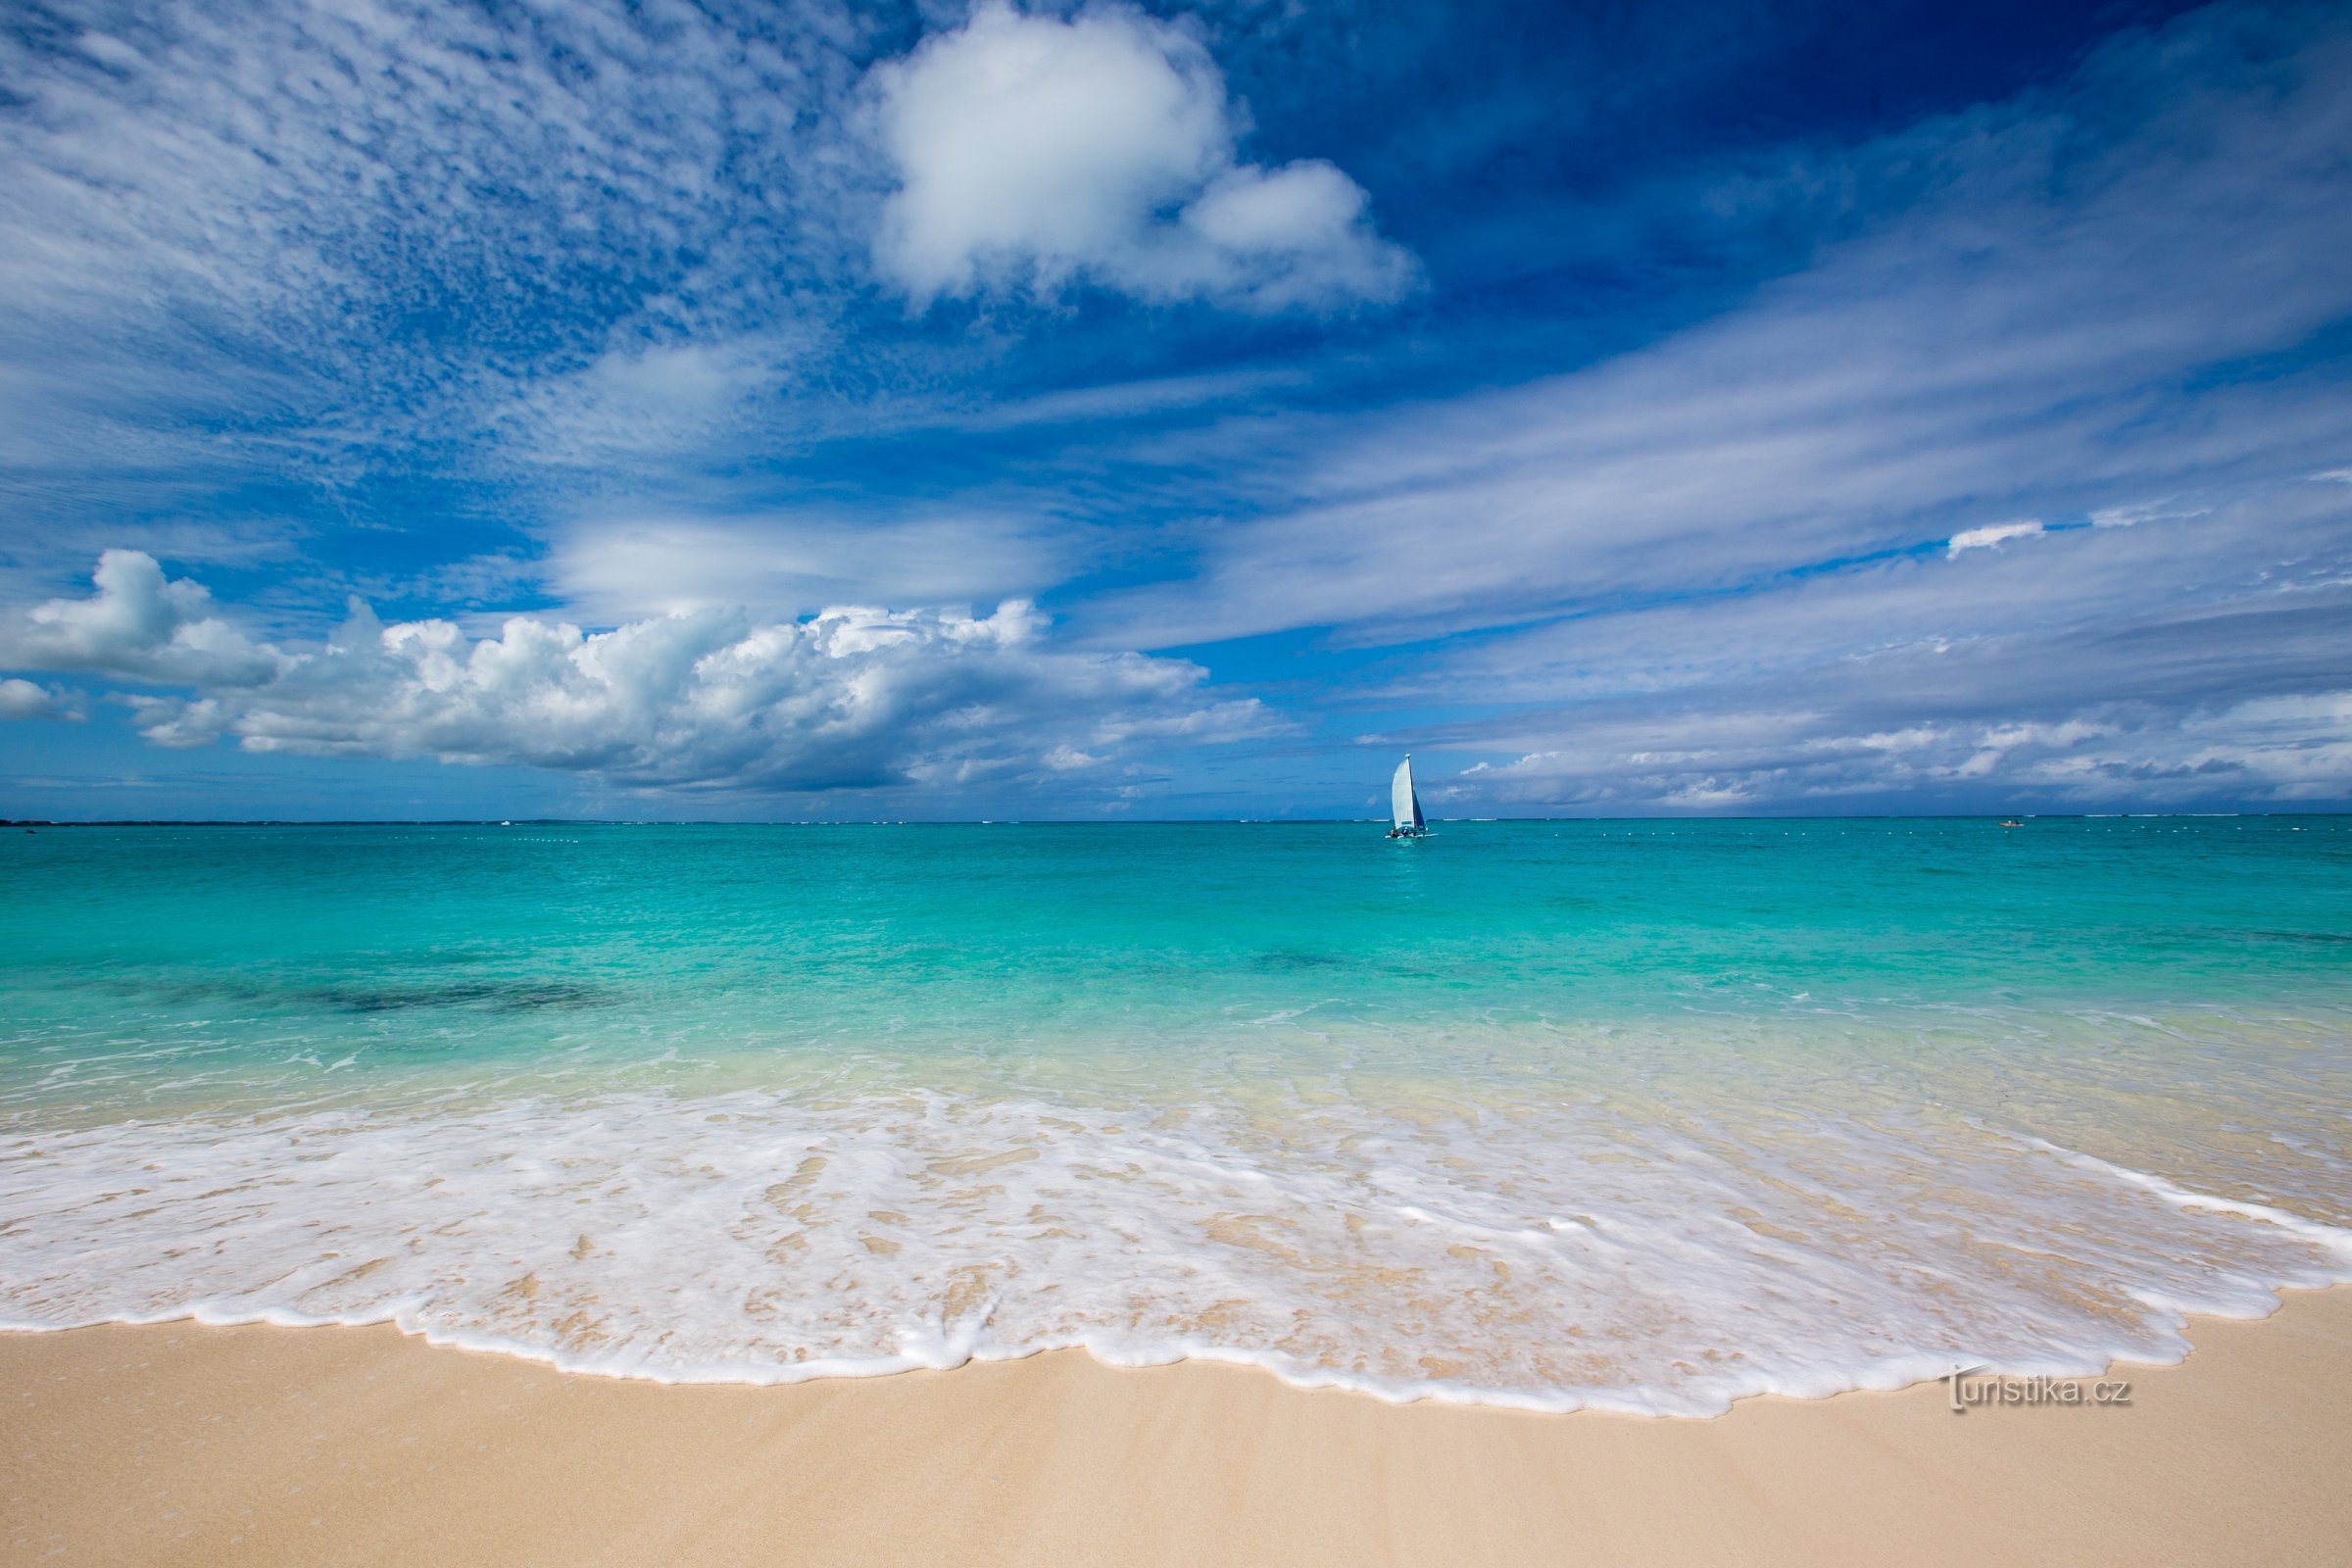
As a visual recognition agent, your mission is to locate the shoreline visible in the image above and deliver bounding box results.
[6,1286,2346,1565]
[0,1275,2332,1415]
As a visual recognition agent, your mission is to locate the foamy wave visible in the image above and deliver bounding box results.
[5,1086,2349,1414]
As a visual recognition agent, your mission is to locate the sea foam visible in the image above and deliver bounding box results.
[5,1072,2347,1414]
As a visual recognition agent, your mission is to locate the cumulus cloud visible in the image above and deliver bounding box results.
[868,3,1414,310]
[2,553,1270,794]
[7,550,283,686]
[0,678,85,722]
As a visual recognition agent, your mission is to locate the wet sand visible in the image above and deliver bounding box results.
[5,1287,2347,1566]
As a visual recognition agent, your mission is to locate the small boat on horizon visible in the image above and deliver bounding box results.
[1387,755,1429,839]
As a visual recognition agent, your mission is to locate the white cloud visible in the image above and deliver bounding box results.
[490,339,798,469]
[868,3,1414,310]
[74,30,146,73]
[1439,678,2352,813]
[0,678,85,722]
[2087,501,2198,528]
[1947,520,2044,557]
[1659,780,1753,809]
[7,550,283,686]
[546,512,1066,625]
[1,553,1270,795]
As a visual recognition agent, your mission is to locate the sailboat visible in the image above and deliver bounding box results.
[1387,755,1428,839]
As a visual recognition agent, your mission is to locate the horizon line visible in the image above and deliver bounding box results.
[7,811,2345,828]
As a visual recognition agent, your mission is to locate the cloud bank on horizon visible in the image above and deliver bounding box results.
[5,549,1269,793]
[0,0,2346,817]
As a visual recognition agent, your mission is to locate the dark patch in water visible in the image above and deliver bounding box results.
[2248,929,2352,946]
[312,980,608,1014]
[81,971,611,1014]
[1251,951,1347,971]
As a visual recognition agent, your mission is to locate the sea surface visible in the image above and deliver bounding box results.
[3,818,2349,1413]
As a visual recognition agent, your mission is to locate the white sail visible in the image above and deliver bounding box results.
[1391,756,1425,834]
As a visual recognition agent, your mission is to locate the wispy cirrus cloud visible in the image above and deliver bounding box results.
[1372,475,2352,811]
[1098,6,2352,649]
[0,0,871,540]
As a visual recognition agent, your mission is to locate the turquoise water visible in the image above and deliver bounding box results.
[3,818,2349,1410]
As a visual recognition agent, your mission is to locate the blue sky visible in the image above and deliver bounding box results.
[1,0,2347,819]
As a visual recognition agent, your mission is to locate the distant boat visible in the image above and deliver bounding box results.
[1387,755,1428,839]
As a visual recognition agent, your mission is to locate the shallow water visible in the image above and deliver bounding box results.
[3,819,2348,1411]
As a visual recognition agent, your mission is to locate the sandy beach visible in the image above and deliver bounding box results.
[5,0,2349,1556]
[4,1286,2345,1567]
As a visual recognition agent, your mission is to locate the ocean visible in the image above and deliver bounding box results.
[3,817,2348,1413]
